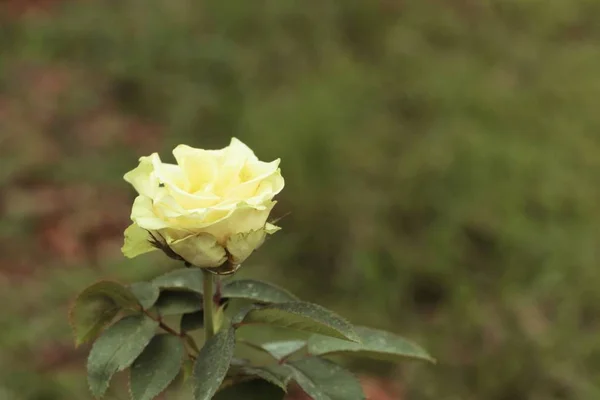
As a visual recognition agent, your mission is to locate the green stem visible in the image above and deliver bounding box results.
[202,269,216,340]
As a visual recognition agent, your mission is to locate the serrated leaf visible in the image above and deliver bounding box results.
[180,310,205,333]
[214,379,285,400]
[77,281,140,309]
[70,293,119,347]
[239,302,359,342]
[261,340,307,360]
[155,290,203,316]
[308,326,435,363]
[168,358,195,394]
[163,364,184,395]
[153,268,204,294]
[193,327,235,400]
[130,334,184,400]
[129,282,160,310]
[240,339,307,362]
[87,315,158,398]
[222,280,298,304]
[230,304,257,325]
[287,358,365,400]
[241,365,292,392]
[70,281,142,347]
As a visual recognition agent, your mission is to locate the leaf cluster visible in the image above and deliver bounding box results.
[70,268,433,400]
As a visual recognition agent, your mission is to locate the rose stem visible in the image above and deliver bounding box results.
[202,269,216,341]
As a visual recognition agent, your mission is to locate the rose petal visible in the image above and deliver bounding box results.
[131,196,170,230]
[149,155,188,191]
[172,144,221,192]
[225,222,281,264]
[245,169,285,206]
[200,202,276,243]
[165,184,221,210]
[123,153,161,197]
[166,232,227,268]
[121,223,158,258]
[225,159,281,200]
[225,138,259,163]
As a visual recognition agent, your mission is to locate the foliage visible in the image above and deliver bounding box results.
[69,269,432,399]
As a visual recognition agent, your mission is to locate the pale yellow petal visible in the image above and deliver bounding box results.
[210,138,259,195]
[225,229,265,264]
[167,186,221,210]
[122,223,157,258]
[245,169,285,206]
[225,223,280,264]
[152,190,188,218]
[200,202,275,243]
[225,159,281,200]
[150,155,222,209]
[150,156,188,191]
[172,145,220,192]
[123,153,161,197]
[130,195,170,230]
[167,233,227,268]
[226,137,258,162]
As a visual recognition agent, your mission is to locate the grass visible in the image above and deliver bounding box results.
[1,0,600,399]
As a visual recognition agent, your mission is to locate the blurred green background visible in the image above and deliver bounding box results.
[2,0,600,399]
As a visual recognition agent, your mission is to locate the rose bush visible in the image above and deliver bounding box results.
[121,138,284,268]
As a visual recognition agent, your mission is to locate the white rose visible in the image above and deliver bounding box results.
[121,138,284,268]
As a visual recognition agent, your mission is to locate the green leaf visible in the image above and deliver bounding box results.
[308,326,435,363]
[130,334,184,400]
[222,280,298,303]
[214,379,285,400]
[167,359,194,393]
[180,310,205,333]
[79,281,140,308]
[261,340,307,360]
[193,327,236,400]
[129,282,160,310]
[155,290,202,316]
[87,315,158,398]
[230,304,257,325]
[239,302,360,342]
[286,358,365,400]
[153,268,204,294]
[70,281,142,347]
[240,365,292,392]
[70,292,119,348]
[239,339,306,362]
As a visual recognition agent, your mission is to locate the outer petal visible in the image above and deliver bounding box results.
[226,138,259,163]
[166,233,227,268]
[122,223,157,258]
[131,196,170,230]
[225,223,281,264]
[225,159,281,200]
[245,168,285,207]
[200,202,276,243]
[123,153,161,197]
